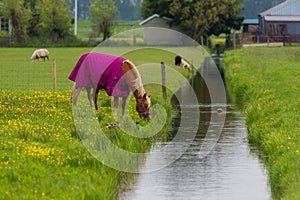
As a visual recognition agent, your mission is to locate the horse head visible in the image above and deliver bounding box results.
[136,93,151,119]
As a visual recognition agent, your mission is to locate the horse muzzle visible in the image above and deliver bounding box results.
[142,112,151,120]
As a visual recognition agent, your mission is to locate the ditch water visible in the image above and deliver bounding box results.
[120,56,271,200]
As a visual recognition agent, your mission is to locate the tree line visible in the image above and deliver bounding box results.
[0,0,287,46]
[0,0,120,45]
[0,0,73,45]
[142,0,244,43]
[71,0,286,21]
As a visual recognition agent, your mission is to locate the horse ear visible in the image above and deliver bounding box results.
[143,93,151,99]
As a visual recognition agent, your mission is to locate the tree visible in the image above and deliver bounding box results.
[170,1,221,40]
[25,0,42,37]
[141,0,173,19]
[89,0,117,40]
[141,0,244,42]
[0,0,72,43]
[35,0,72,42]
[208,0,244,36]
[0,0,31,43]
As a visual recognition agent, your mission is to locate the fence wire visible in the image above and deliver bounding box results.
[0,60,73,91]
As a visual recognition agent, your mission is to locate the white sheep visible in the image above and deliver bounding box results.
[31,49,50,61]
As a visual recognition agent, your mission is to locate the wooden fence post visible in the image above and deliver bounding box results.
[233,31,236,49]
[53,59,56,91]
[161,62,167,100]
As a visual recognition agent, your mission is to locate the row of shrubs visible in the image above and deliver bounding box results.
[0,35,99,47]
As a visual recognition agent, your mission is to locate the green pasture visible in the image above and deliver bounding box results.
[0,47,196,199]
[76,20,141,41]
[224,47,300,200]
[0,47,198,90]
[0,47,92,90]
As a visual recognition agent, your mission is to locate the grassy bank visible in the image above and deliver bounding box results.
[224,47,300,200]
[0,47,193,199]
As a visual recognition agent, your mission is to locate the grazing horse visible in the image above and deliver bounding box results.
[175,55,192,71]
[68,52,151,119]
[31,49,50,61]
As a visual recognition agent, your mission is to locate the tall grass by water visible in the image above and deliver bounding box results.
[224,47,300,200]
[0,47,193,199]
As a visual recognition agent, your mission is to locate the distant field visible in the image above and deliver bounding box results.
[0,47,92,90]
[76,20,141,41]
[0,47,196,90]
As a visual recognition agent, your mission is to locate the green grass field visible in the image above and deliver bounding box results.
[0,47,195,199]
[0,47,196,90]
[224,47,300,200]
[76,20,141,41]
[0,47,93,90]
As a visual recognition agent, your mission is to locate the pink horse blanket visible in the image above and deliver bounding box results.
[69,52,130,97]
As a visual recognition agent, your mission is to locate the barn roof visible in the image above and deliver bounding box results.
[139,14,172,26]
[259,0,300,17]
[264,15,300,22]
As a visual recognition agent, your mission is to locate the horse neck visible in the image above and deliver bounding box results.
[122,60,145,102]
[133,87,145,103]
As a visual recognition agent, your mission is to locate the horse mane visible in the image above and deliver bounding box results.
[122,60,145,98]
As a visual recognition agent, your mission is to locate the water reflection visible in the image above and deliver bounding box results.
[120,57,271,200]
[121,105,270,200]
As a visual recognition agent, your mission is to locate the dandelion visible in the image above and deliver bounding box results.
[232,63,241,69]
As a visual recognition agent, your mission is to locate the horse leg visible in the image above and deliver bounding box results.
[86,88,93,108]
[94,89,99,110]
[72,86,81,106]
[113,97,119,116]
[121,97,127,116]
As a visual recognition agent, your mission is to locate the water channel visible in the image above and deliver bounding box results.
[120,57,271,200]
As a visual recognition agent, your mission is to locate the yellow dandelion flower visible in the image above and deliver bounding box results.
[232,63,241,69]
